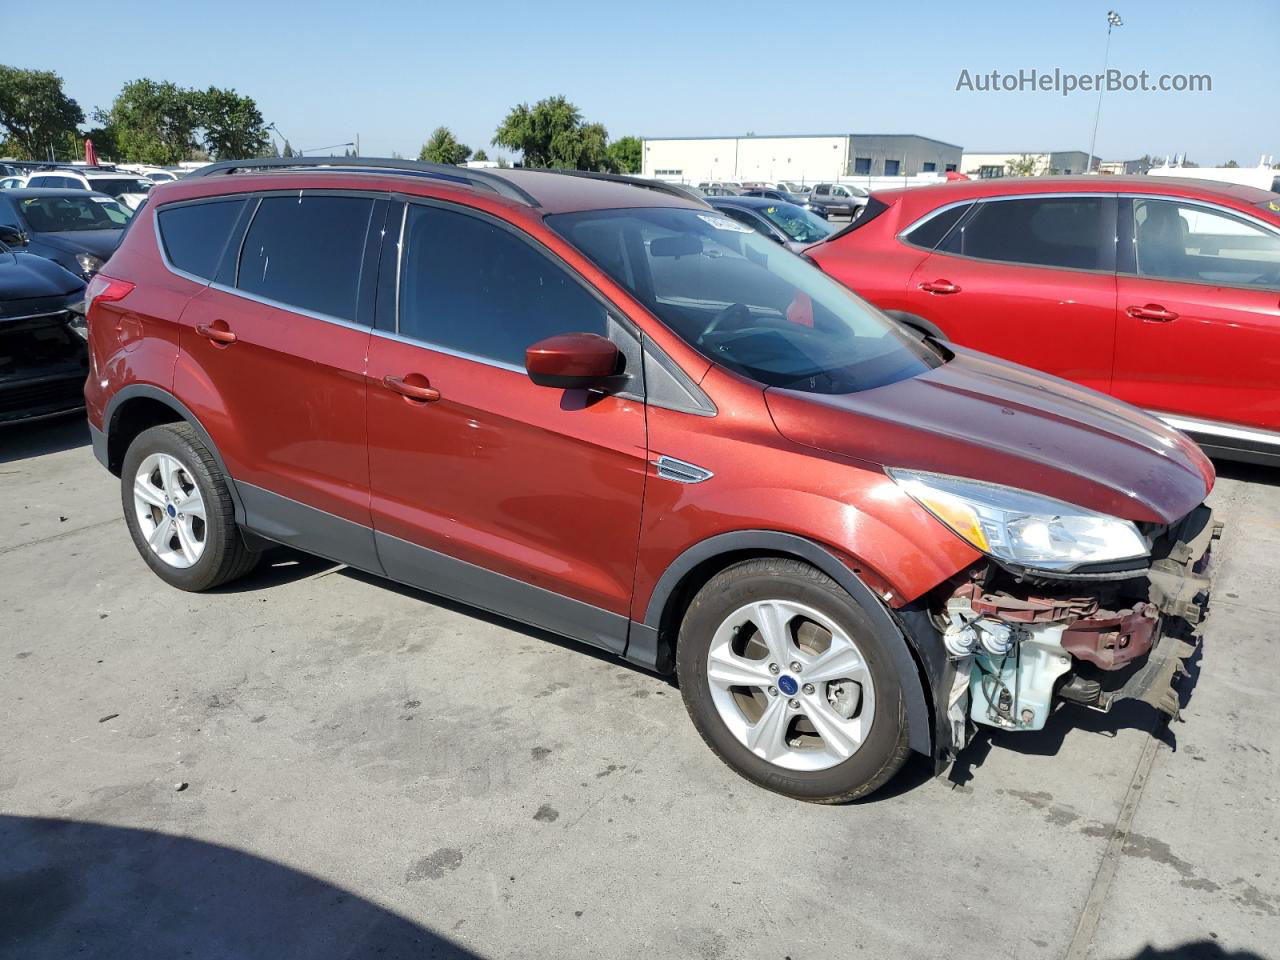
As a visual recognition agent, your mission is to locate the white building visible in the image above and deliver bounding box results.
[642,134,962,185]
[960,150,1099,178]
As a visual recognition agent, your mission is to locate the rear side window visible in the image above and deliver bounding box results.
[31,175,83,189]
[237,194,374,321]
[903,203,971,249]
[941,196,1112,270]
[397,204,608,367]
[157,199,246,280]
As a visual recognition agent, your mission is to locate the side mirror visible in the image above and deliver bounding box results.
[526,333,621,390]
[0,226,27,246]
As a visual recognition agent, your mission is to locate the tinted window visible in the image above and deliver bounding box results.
[32,175,82,189]
[0,198,19,230]
[905,203,971,249]
[238,194,373,321]
[158,199,246,280]
[1134,198,1280,288]
[941,196,1111,269]
[398,204,608,367]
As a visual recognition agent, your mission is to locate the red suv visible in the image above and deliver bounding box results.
[85,159,1217,802]
[806,176,1280,465]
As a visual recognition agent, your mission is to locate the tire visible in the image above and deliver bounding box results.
[120,422,258,591]
[677,557,911,803]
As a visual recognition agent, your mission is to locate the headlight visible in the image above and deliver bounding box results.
[888,469,1148,571]
[75,252,104,276]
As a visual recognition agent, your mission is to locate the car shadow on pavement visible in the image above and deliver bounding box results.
[1117,944,1268,960]
[1212,458,1280,488]
[208,545,342,593]
[338,566,679,688]
[0,815,479,959]
[0,414,89,464]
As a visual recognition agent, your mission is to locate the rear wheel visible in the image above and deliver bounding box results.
[120,423,258,591]
[677,557,910,802]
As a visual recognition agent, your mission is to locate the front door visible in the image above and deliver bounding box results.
[1114,196,1280,438]
[365,201,648,653]
[906,194,1118,393]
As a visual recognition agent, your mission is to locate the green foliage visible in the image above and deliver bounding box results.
[472,148,488,162]
[1223,159,1239,168]
[197,86,271,159]
[1006,153,1041,177]
[418,126,471,165]
[96,79,200,164]
[492,95,616,171]
[282,140,297,158]
[0,65,84,160]
[607,135,642,174]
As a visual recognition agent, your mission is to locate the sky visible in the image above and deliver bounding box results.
[12,0,1276,166]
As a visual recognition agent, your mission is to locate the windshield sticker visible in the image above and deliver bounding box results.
[697,213,752,233]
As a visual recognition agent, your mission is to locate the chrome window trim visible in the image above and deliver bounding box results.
[369,326,525,374]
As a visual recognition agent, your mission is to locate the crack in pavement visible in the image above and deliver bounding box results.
[0,517,122,557]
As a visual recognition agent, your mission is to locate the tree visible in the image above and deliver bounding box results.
[197,86,270,159]
[1223,159,1239,168]
[0,65,84,160]
[607,135,642,174]
[98,79,200,164]
[472,148,488,162]
[493,95,597,169]
[1006,154,1041,177]
[418,126,471,165]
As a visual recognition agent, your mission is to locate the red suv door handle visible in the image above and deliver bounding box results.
[1126,304,1179,322]
[382,375,441,403]
[195,322,237,344]
[919,279,961,295]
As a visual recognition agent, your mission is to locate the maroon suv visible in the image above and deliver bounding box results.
[84,159,1217,802]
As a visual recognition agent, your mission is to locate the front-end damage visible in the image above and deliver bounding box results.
[922,504,1219,763]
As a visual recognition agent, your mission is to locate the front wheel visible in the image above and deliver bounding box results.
[677,558,911,802]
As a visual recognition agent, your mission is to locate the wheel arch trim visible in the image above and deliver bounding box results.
[638,530,936,756]
[102,384,246,525]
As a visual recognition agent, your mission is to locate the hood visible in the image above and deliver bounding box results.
[0,249,85,302]
[765,347,1213,525]
[33,230,122,260]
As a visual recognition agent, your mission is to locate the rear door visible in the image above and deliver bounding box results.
[364,201,648,652]
[172,191,386,567]
[1114,196,1280,436]
[905,194,1118,392]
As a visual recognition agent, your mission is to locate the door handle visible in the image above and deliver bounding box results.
[919,279,961,295]
[1126,304,1179,322]
[382,375,441,403]
[195,323,237,345]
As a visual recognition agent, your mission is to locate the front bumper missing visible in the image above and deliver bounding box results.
[939,505,1219,750]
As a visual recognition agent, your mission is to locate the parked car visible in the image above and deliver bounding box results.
[741,188,830,219]
[0,176,23,190]
[708,196,835,250]
[0,241,88,424]
[805,175,1280,465]
[0,189,133,279]
[23,166,154,210]
[811,183,870,218]
[85,157,1215,803]
[697,180,744,196]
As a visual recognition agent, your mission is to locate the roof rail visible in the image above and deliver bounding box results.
[184,156,540,206]
[522,168,710,206]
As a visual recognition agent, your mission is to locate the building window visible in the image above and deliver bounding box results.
[884,159,901,176]
[922,162,936,173]
[654,169,682,176]
[945,164,957,172]
[853,157,871,175]
[979,165,1005,179]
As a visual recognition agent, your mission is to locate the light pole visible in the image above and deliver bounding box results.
[1087,10,1123,173]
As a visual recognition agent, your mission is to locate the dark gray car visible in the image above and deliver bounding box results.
[0,189,133,280]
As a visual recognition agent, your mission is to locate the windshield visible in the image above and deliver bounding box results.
[90,177,151,197]
[19,195,133,232]
[779,182,806,193]
[548,207,940,394]
[757,202,835,244]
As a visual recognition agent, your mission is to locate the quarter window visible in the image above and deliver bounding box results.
[904,203,972,250]
[1133,198,1280,288]
[237,194,374,322]
[941,196,1112,270]
[157,199,246,280]
[397,204,608,367]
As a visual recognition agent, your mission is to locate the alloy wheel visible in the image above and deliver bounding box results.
[131,453,207,569]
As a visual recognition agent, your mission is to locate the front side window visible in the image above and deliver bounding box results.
[398,204,608,367]
[1133,198,1280,288]
[549,206,940,395]
[18,195,132,231]
[941,196,1112,270]
[90,178,151,197]
[158,199,247,280]
[237,194,373,321]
